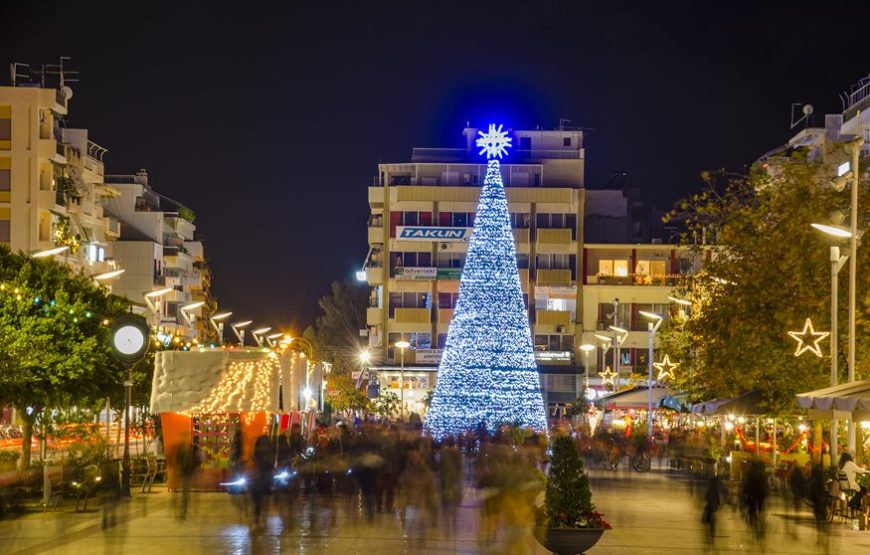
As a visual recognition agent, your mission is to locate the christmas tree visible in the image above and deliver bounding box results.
[425,124,548,438]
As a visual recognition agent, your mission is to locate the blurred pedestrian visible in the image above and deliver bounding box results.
[438,436,463,535]
[398,447,437,546]
[249,435,274,527]
[175,442,199,520]
[740,459,767,540]
[788,460,806,512]
[702,474,721,544]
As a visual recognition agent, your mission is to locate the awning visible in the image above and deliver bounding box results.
[594,386,671,410]
[658,393,692,413]
[795,379,870,420]
[691,390,765,416]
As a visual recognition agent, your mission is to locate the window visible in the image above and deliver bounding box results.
[510,213,530,228]
[535,213,567,229]
[0,220,9,243]
[544,375,576,393]
[437,292,460,309]
[632,303,669,331]
[534,334,573,351]
[192,414,241,471]
[436,251,465,268]
[388,292,430,317]
[563,137,571,147]
[537,254,574,270]
[516,254,529,269]
[0,169,9,192]
[0,115,9,141]
[598,259,629,277]
[635,259,667,284]
[437,333,448,349]
[399,211,432,226]
[598,302,631,329]
[452,213,467,227]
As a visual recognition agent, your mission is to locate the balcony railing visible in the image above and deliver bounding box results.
[587,273,686,286]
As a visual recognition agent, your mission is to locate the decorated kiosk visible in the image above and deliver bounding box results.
[150,348,287,490]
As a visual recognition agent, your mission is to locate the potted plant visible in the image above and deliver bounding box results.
[535,435,611,555]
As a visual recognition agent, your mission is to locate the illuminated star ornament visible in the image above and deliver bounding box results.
[475,123,512,159]
[598,366,617,387]
[654,355,680,381]
[788,318,829,357]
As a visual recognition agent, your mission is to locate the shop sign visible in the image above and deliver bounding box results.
[395,267,437,280]
[436,268,462,280]
[415,349,443,364]
[534,350,572,362]
[396,226,473,242]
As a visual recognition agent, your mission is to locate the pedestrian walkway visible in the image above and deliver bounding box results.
[0,467,868,554]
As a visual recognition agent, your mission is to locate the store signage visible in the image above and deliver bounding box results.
[414,349,444,364]
[395,267,437,280]
[534,351,572,362]
[396,226,473,242]
[436,268,462,280]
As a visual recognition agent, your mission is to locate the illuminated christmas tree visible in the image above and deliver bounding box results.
[425,124,548,438]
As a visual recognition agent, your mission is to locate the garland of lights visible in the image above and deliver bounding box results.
[424,123,547,439]
[181,352,278,417]
[788,318,829,357]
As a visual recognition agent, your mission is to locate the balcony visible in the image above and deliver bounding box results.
[536,269,572,286]
[536,228,573,250]
[438,308,454,323]
[366,266,383,285]
[368,226,384,244]
[368,187,384,205]
[518,268,529,288]
[513,228,530,244]
[366,307,382,325]
[394,308,431,324]
[587,273,683,286]
[536,310,571,327]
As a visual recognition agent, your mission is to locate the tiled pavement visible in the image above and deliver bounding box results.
[1,467,869,554]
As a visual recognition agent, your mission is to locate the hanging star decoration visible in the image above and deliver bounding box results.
[788,318,830,357]
[598,366,617,386]
[475,123,512,159]
[653,355,680,381]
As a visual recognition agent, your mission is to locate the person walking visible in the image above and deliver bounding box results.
[438,437,463,536]
[249,435,274,528]
[702,474,722,544]
[740,459,768,540]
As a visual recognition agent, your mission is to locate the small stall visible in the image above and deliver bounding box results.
[150,348,286,490]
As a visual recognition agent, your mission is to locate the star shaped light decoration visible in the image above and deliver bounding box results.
[653,355,680,381]
[475,123,512,159]
[788,318,830,358]
[598,365,617,386]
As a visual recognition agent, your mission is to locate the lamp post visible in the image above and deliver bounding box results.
[578,344,596,397]
[251,327,272,347]
[265,333,283,348]
[93,268,125,282]
[230,320,252,345]
[31,245,69,258]
[812,222,851,463]
[357,349,371,388]
[639,310,664,442]
[143,288,173,329]
[179,301,205,339]
[395,340,410,420]
[607,324,629,389]
[210,311,232,343]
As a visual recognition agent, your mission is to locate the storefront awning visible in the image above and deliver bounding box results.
[594,386,671,410]
[796,379,870,420]
[691,389,765,416]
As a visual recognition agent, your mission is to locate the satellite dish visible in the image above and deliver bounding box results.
[803,104,814,116]
[62,86,74,100]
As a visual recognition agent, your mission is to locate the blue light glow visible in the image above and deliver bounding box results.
[425,153,548,439]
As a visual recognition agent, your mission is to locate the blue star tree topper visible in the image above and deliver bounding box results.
[425,123,548,438]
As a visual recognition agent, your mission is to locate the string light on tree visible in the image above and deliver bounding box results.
[788,318,829,357]
[653,355,680,381]
[425,123,547,439]
[598,366,617,387]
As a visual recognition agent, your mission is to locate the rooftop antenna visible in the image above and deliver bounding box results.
[559,118,572,130]
[44,56,79,91]
[9,63,30,87]
[790,103,814,130]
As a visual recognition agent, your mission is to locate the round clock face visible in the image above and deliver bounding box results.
[113,325,146,356]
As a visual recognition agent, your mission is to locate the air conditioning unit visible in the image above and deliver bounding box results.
[440,243,449,250]
[597,321,605,330]
[555,325,565,333]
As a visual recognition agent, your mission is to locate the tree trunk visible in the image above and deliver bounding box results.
[19,409,37,471]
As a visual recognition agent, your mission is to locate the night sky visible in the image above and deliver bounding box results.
[4,1,870,332]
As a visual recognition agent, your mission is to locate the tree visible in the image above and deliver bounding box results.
[426,132,547,438]
[371,391,400,420]
[0,246,129,468]
[659,152,870,414]
[327,374,371,415]
[303,280,367,374]
[542,435,593,527]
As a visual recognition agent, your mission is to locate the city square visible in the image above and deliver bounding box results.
[4,2,870,554]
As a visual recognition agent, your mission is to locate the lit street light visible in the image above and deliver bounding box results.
[32,245,69,258]
[578,344,596,398]
[231,320,253,345]
[251,327,272,347]
[639,310,664,442]
[93,268,125,281]
[395,340,410,420]
[143,288,173,328]
[265,332,283,347]
[210,311,232,343]
[179,301,205,337]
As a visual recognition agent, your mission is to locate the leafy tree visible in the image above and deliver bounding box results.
[371,391,400,420]
[0,246,129,468]
[303,279,368,374]
[660,152,870,414]
[327,373,371,415]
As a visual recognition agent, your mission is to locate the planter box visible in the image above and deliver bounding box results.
[534,527,605,555]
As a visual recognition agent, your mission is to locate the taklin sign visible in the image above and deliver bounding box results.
[396,226,472,242]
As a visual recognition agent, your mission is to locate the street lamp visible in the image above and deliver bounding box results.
[32,245,69,258]
[210,311,232,343]
[93,269,125,281]
[251,327,272,347]
[179,301,205,338]
[813,222,851,463]
[231,320,253,345]
[143,288,173,328]
[265,332,283,348]
[578,344,596,397]
[639,310,664,442]
[608,324,629,389]
[357,349,372,388]
[395,340,411,420]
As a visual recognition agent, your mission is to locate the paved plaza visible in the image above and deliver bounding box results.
[1,468,869,554]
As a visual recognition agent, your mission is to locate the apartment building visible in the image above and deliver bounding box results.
[0,83,121,276]
[364,125,696,414]
[103,170,210,339]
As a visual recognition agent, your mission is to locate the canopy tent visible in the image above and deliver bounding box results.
[594,386,671,410]
[691,389,765,416]
[795,378,870,421]
[658,392,692,413]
